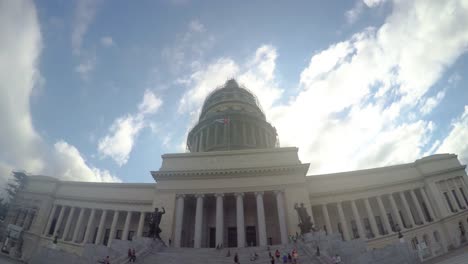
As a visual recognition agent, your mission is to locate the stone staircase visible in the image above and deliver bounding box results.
[140,243,322,264]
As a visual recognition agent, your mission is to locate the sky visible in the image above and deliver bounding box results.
[0,0,467,187]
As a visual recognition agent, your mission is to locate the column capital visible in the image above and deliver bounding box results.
[214,193,224,197]
[234,192,245,197]
[176,194,186,199]
[254,191,264,196]
[273,190,284,195]
[194,193,205,198]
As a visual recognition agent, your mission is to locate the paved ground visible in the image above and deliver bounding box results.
[425,246,468,264]
[0,254,21,264]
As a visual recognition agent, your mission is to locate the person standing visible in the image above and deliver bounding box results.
[275,249,280,260]
[234,252,239,264]
[270,255,275,264]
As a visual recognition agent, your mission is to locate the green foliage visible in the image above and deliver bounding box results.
[0,197,8,220]
[6,171,28,202]
[0,171,28,220]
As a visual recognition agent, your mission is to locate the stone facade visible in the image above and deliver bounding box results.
[3,80,468,262]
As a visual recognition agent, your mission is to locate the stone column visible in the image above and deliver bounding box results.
[376,196,392,234]
[174,194,185,247]
[53,206,66,238]
[235,193,245,247]
[388,194,404,230]
[72,208,85,242]
[251,126,257,145]
[364,198,379,237]
[322,204,333,235]
[108,211,119,247]
[242,122,247,145]
[214,124,219,145]
[351,200,365,239]
[62,207,76,240]
[198,129,204,152]
[399,191,416,227]
[420,188,436,220]
[95,210,108,244]
[194,194,204,248]
[337,202,350,241]
[452,179,467,209]
[44,204,58,235]
[83,208,96,244]
[445,180,458,213]
[137,212,146,238]
[274,191,288,244]
[215,193,224,247]
[255,192,267,246]
[410,190,426,224]
[122,211,132,241]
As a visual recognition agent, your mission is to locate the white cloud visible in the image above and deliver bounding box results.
[420,90,446,115]
[0,0,119,186]
[72,0,100,55]
[345,1,365,24]
[363,0,386,8]
[53,141,121,182]
[98,90,162,166]
[189,20,205,33]
[177,0,468,175]
[75,55,96,80]
[162,20,215,74]
[271,0,468,173]
[100,36,114,47]
[437,106,468,165]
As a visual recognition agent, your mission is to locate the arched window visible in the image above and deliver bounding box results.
[433,230,440,243]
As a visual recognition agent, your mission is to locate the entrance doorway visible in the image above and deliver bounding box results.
[209,227,216,248]
[228,227,237,247]
[246,226,257,247]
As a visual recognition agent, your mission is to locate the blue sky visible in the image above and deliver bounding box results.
[0,0,467,186]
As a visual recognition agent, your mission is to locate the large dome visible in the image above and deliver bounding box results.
[187,79,278,152]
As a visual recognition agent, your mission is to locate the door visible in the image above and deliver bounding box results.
[228,227,237,247]
[246,226,256,247]
[209,227,216,248]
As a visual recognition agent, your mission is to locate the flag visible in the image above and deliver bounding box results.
[215,117,230,124]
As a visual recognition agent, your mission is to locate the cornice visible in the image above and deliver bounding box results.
[161,146,299,158]
[152,163,310,181]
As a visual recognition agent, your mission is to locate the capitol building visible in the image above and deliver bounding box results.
[4,80,468,262]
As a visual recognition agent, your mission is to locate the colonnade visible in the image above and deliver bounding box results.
[173,190,288,248]
[316,187,437,241]
[43,205,148,247]
[10,208,36,231]
[438,177,468,213]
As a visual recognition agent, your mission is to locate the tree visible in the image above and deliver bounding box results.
[0,198,8,221]
[6,171,28,202]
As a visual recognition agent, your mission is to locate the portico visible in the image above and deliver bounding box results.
[171,190,288,248]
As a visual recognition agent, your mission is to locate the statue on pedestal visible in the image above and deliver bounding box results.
[148,207,165,240]
[294,203,314,234]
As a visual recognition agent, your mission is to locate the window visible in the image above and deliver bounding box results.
[116,230,122,239]
[375,216,385,235]
[460,188,468,205]
[363,218,373,238]
[128,231,135,241]
[452,190,464,209]
[444,192,455,212]
[351,220,359,239]
[387,213,396,232]
[411,237,419,250]
[433,231,440,243]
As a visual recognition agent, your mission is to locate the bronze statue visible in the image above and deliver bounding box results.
[294,203,314,234]
[148,207,165,240]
